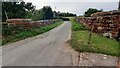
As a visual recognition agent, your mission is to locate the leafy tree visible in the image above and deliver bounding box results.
[53,11,58,18]
[32,9,43,20]
[42,6,53,20]
[25,6,54,20]
[25,2,35,12]
[25,9,43,21]
[84,8,102,17]
[2,2,35,22]
[25,11,33,19]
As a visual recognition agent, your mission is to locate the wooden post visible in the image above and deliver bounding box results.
[88,24,94,44]
[88,18,94,45]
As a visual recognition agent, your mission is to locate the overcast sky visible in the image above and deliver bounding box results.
[24,0,119,16]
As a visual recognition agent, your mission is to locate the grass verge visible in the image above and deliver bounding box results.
[2,21,63,45]
[69,17,119,56]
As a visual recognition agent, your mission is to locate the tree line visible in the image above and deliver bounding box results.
[53,11,76,18]
[2,2,76,22]
[84,8,103,17]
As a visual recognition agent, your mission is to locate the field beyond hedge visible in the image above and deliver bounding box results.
[2,21,63,45]
[69,17,120,56]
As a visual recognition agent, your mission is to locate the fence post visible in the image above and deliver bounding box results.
[88,18,94,45]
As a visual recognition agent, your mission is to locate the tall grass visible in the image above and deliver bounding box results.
[70,17,86,31]
[69,17,119,56]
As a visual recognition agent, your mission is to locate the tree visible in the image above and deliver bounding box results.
[25,2,35,12]
[84,8,102,17]
[2,2,35,22]
[42,6,53,20]
[53,11,58,18]
[25,6,54,21]
[31,9,43,20]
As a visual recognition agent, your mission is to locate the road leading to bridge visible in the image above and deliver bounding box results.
[2,21,72,66]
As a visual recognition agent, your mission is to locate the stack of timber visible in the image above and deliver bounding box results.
[77,10,120,40]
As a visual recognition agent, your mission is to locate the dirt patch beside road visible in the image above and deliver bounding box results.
[66,41,118,66]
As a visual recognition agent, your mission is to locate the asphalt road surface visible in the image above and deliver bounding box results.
[2,21,72,66]
[1,21,118,66]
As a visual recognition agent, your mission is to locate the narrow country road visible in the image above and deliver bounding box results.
[1,21,118,67]
[2,21,72,66]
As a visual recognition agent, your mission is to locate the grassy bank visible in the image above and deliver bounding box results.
[2,21,63,45]
[69,17,119,56]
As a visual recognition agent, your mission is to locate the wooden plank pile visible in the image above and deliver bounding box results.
[77,10,120,40]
